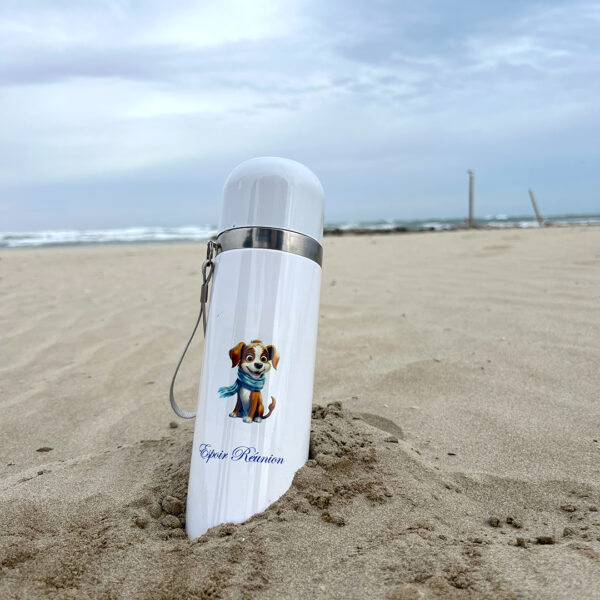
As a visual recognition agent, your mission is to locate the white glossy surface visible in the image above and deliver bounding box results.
[186,248,322,539]
[218,157,324,243]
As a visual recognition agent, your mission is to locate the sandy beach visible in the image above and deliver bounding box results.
[1,226,599,599]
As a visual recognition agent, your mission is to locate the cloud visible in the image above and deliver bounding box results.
[1,0,599,228]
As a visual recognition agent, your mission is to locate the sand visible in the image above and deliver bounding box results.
[1,226,599,599]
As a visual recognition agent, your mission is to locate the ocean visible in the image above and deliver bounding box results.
[1,214,599,249]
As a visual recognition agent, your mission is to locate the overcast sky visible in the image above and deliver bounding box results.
[1,0,598,230]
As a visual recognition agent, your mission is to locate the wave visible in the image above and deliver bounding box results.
[2,215,599,249]
[324,214,600,234]
[0,226,218,249]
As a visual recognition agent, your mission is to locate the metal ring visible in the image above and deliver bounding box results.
[216,226,323,267]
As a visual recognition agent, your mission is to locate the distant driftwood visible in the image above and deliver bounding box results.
[528,189,545,227]
[323,225,471,236]
[324,226,409,236]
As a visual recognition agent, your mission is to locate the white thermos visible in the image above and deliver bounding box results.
[170,157,324,539]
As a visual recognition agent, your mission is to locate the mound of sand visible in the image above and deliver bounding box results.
[2,402,599,599]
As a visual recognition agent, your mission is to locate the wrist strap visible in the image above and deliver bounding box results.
[169,241,217,419]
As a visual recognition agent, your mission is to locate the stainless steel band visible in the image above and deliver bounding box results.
[215,226,323,267]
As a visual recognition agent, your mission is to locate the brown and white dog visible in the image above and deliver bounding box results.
[220,339,279,423]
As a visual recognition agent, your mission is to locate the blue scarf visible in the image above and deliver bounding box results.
[218,370,265,398]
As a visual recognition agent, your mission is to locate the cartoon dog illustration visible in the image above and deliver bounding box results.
[218,340,279,423]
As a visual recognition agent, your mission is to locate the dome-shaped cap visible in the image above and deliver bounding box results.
[218,157,324,243]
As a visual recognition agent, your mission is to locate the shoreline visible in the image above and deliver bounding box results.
[1,220,599,252]
[323,220,600,235]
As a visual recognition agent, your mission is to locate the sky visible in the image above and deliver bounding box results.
[1,0,599,230]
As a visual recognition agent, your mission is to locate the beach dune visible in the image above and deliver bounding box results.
[1,227,599,599]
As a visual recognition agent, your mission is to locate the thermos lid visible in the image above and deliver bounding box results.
[218,157,324,243]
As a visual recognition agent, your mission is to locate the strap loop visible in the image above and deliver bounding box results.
[169,241,218,419]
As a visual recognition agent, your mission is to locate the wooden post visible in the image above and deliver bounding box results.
[528,189,544,227]
[467,170,474,228]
